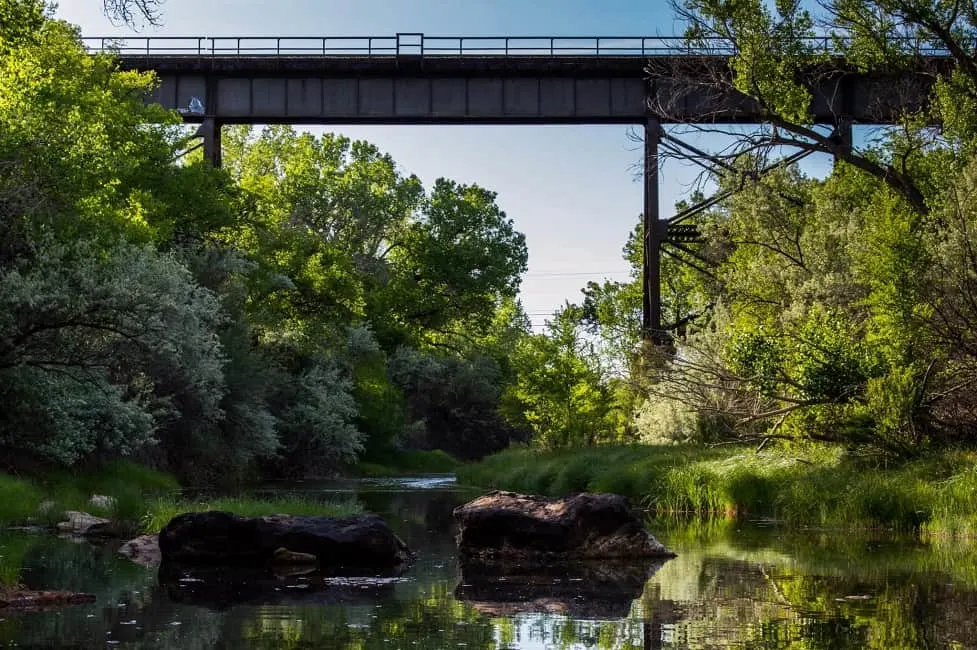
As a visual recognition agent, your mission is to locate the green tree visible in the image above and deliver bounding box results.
[220,125,536,464]
[631,0,977,453]
[662,0,942,213]
[506,305,617,448]
[0,4,239,468]
[221,126,527,351]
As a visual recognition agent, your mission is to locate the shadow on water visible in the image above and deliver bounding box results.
[3,475,977,647]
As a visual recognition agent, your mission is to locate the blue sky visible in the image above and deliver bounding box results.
[57,1,830,330]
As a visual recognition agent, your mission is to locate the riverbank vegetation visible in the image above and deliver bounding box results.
[9,0,977,535]
[466,0,977,535]
[358,449,460,477]
[0,0,530,490]
[0,461,360,535]
[0,462,177,526]
[459,445,977,536]
[141,495,362,534]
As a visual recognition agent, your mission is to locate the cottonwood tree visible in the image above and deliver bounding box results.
[505,304,618,448]
[102,0,163,27]
[652,0,972,215]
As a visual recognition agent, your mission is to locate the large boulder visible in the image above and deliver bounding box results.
[453,491,675,560]
[158,511,411,568]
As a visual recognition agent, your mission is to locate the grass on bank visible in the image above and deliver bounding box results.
[0,461,363,534]
[38,460,181,523]
[142,494,363,534]
[0,461,180,527]
[457,444,977,536]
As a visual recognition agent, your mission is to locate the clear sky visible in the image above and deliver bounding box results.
[56,0,832,330]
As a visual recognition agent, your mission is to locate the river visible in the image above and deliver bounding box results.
[1,475,976,648]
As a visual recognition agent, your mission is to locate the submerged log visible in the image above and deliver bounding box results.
[454,491,675,561]
[158,511,411,568]
[0,590,95,610]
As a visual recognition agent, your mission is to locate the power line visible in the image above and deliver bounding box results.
[523,270,633,277]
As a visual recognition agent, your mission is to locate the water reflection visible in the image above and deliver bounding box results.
[1,477,977,648]
[456,558,671,619]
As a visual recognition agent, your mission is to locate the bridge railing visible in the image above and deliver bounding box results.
[80,34,951,58]
[80,35,709,57]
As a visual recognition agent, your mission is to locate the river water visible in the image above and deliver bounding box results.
[2,475,977,648]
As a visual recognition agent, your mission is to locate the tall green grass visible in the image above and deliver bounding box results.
[142,494,363,534]
[0,475,45,526]
[36,460,180,523]
[0,461,181,528]
[458,444,977,535]
[0,461,369,537]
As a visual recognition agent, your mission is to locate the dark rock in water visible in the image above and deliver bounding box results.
[158,563,405,610]
[118,534,161,566]
[270,547,317,566]
[85,519,141,539]
[453,491,675,560]
[56,511,110,536]
[158,511,411,568]
[455,558,673,619]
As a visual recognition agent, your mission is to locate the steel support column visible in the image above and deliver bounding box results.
[642,117,665,344]
[200,117,222,167]
[643,620,663,649]
[834,118,853,162]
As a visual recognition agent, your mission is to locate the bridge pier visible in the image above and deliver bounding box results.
[199,117,222,167]
[642,117,667,344]
[834,118,853,161]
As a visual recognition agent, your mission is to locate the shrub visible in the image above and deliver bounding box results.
[634,394,699,444]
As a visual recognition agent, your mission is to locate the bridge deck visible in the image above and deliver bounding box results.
[108,53,944,126]
[87,34,951,125]
[134,55,652,125]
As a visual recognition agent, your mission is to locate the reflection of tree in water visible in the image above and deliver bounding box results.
[640,525,977,649]
[218,582,497,650]
[354,484,472,541]
[8,500,977,647]
[0,533,224,649]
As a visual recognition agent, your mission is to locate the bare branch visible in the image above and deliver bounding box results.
[101,0,164,28]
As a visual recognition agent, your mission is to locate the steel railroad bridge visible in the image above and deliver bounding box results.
[85,34,950,341]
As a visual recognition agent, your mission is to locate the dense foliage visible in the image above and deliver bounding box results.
[628,0,977,456]
[529,0,977,459]
[9,0,977,480]
[0,0,531,483]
